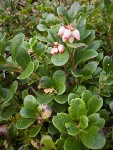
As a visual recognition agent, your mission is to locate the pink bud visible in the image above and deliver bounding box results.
[44,88,50,94]
[72,29,80,40]
[69,35,74,43]
[54,42,58,46]
[58,26,66,36]
[51,48,58,55]
[63,29,72,39]
[38,83,42,90]
[58,45,65,54]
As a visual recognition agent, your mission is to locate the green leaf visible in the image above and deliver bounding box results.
[79,115,88,129]
[68,93,79,105]
[16,47,31,69]
[88,113,105,128]
[81,126,106,149]
[68,98,86,120]
[83,30,95,44]
[51,50,69,66]
[57,6,71,24]
[36,24,48,31]
[0,56,6,64]
[87,40,101,51]
[52,113,72,132]
[109,101,113,114]
[30,124,41,137]
[53,102,68,113]
[0,33,5,55]
[48,124,58,135]
[17,61,34,79]
[82,61,97,76]
[1,105,16,120]
[104,0,111,10]
[36,94,54,104]
[75,86,86,97]
[10,33,25,61]
[16,118,35,129]
[75,50,98,65]
[40,135,56,150]
[54,95,68,104]
[103,56,113,74]
[55,138,65,150]
[68,2,80,18]
[87,95,103,115]
[20,107,36,119]
[5,80,18,103]
[40,76,53,88]
[32,42,45,56]
[104,75,113,85]
[81,90,92,107]
[64,137,81,150]
[8,123,17,139]
[46,13,58,25]
[24,95,37,110]
[67,43,86,48]
[55,82,66,95]
[65,122,80,136]
[52,70,66,83]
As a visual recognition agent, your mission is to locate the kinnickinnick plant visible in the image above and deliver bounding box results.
[0,1,113,150]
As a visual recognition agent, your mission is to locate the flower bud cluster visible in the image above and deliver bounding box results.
[38,83,57,94]
[58,24,80,43]
[51,42,64,55]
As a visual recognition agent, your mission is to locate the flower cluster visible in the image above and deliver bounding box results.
[38,83,56,94]
[51,42,64,55]
[58,23,80,43]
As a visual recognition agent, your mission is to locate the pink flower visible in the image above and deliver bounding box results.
[57,26,66,36]
[72,29,80,41]
[51,48,58,55]
[58,45,64,54]
[62,35,67,42]
[69,35,74,43]
[63,29,72,39]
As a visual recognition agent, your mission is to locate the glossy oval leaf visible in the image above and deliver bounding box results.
[16,118,35,129]
[65,122,80,136]
[51,50,69,66]
[69,98,86,120]
[16,47,31,69]
[10,33,25,61]
[20,107,37,119]
[102,56,113,74]
[64,137,81,150]
[52,113,72,132]
[17,61,34,79]
[81,126,106,149]
[24,95,37,110]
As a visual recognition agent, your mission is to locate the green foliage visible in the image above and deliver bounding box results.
[0,0,113,149]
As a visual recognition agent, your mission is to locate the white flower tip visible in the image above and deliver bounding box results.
[72,29,80,41]
[69,35,74,43]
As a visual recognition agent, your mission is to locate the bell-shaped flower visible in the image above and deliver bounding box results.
[69,35,74,43]
[62,35,67,42]
[51,48,58,55]
[63,29,72,39]
[72,29,80,41]
[58,45,65,54]
[57,26,66,36]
